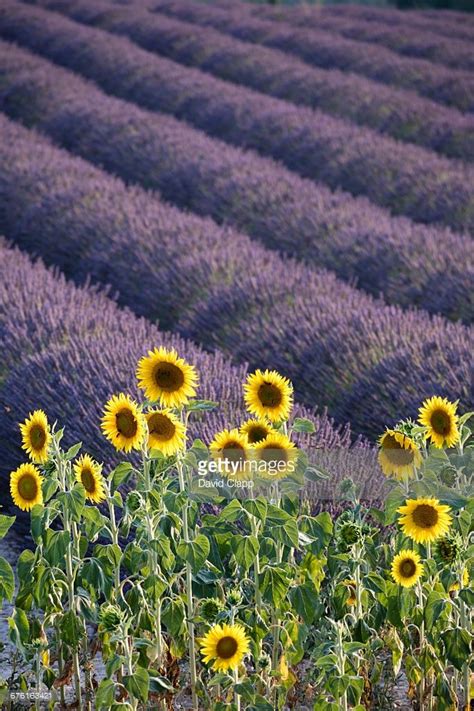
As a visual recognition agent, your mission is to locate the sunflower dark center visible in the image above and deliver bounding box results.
[148,413,176,441]
[153,362,184,392]
[30,424,46,450]
[258,382,282,408]
[430,409,451,436]
[247,426,268,444]
[216,636,238,659]
[260,445,287,465]
[382,434,414,465]
[116,408,138,438]
[412,504,438,528]
[18,474,38,501]
[81,468,96,493]
[400,559,416,577]
[222,441,246,463]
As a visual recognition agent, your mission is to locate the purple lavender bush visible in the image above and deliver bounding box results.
[3,0,474,236]
[0,39,472,322]
[0,114,471,440]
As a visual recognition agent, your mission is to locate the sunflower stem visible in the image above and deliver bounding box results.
[459,586,471,711]
[35,648,41,711]
[234,668,241,711]
[143,452,164,667]
[55,621,66,707]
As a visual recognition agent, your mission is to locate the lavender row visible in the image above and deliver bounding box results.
[254,4,474,71]
[0,243,357,526]
[0,112,471,439]
[31,0,474,163]
[1,39,472,322]
[5,2,474,236]
[144,0,474,113]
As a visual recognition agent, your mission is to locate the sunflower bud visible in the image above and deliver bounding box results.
[99,604,123,632]
[200,598,224,622]
[126,491,142,514]
[257,653,271,670]
[436,534,461,564]
[338,521,361,548]
[227,588,243,606]
[439,466,458,488]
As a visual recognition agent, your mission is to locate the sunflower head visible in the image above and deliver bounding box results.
[337,521,362,549]
[254,432,297,480]
[378,429,422,479]
[136,347,198,408]
[342,580,357,606]
[397,497,452,544]
[418,396,460,449]
[19,410,51,464]
[449,568,470,593]
[10,463,43,511]
[243,369,293,423]
[74,454,105,504]
[200,598,224,623]
[199,623,250,672]
[101,393,145,452]
[210,428,250,479]
[239,418,274,444]
[391,550,424,588]
[435,534,461,564]
[146,409,186,456]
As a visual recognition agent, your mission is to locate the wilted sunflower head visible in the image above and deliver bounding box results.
[19,410,51,464]
[74,454,105,504]
[136,347,198,408]
[243,369,293,423]
[397,498,452,544]
[418,396,460,449]
[254,432,297,480]
[10,463,43,512]
[378,429,422,479]
[146,409,186,456]
[99,604,124,632]
[210,428,250,479]
[101,393,145,452]
[199,623,250,672]
[391,550,424,588]
[239,418,274,444]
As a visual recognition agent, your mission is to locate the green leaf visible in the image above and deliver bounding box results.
[177,535,210,573]
[143,574,167,602]
[289,583,320,623]
[441,627,471,671]
[185,400,218,412]
[231,535,259,571]
[162,599,185,637]
[64,442,82,460]
[123,668,149,705]
[242,497,267,523]
[459,588,474,606]
[44,530,69,567]
[220,499,244,522]
[59,610,83,649]
[17,549,35,583]
[83,506,107,539]
[95,679,116,709]
[149,675,175,693]
[58,484,85,523]
[0,557,14,603]
[260,566,290,607]
[111,462,133,492]
[384,488,406,525]
[424,591,446,632]
[0,515,15,539]
[292,417,316,434]
[272,518,299,549]
[30,504,45,544]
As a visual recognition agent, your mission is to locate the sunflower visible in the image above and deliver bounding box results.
[74,454,105,504]
[378,429,422,479]
[10,463,43,511]
[391,550,424,588]
[418,396,460,449]
[19,410,51,464]
[210,428,250,479]
[449,568,470,592]
[398,498,452,544]
[199,623,250,672]
[136,347,198,408]
[239,418,274,444]
[243,369,293,423]
[342,579,357,606]
[146,409,186,456]
[254,432,297,480]
[101,393,145,452]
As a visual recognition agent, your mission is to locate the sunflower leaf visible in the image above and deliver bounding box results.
[0,515,15,540]
[292,417,316,434]
[0,557,15,603]
[177,534,210,573]
[64,442,82,460]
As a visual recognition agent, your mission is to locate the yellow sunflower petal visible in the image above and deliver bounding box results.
[199,623,250,673]
[146,409,186,456]
[391,550,424,588]
[74,454,106,504]
[378,429,422,479]
[243,369,293,423]
[397,498,452,544]
[10,463,43,511]
[210,428,250,479]
[239,418,275,444]
[418,396,460,449]
[136,347,198,407]
[254,432,297,480]
[19,410,51,464]
[101,393,145,452]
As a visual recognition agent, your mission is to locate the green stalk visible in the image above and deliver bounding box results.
[143,453,164,667]
[459,582,471,710]
[336,623,348,711]
[177,457,198,710]
[35,649,41,711]
[123,628,138,711]
[55,621,66,707]
[234,668,241,711]
[354,543,363,619]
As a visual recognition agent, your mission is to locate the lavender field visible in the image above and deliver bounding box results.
[0,0,473,708]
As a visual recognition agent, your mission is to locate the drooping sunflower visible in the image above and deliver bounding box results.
[239,418,274,444]
[418,396,460,449]
[398,498,452,544]
[146,409,186,456]
[342,580,357,606]
[210,428,250,479]
[10,463,43,511]
[74,454,105,504]
[19,410,51,464]
[448,568,470,592]
[199,623,250,672]
[101,394,145,452]
[378,429,422,479]
[136,347,198,408]
[391,550,424,588]
[243,369,293,423]
[254,432,297,480]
